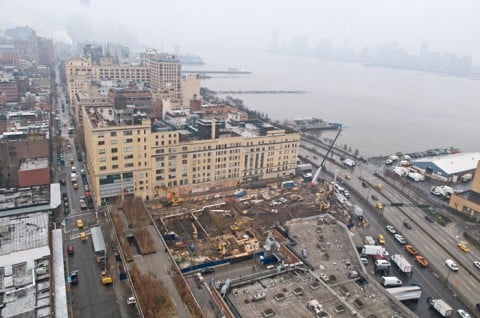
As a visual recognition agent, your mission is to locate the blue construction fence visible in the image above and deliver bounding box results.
[180,251,279,274]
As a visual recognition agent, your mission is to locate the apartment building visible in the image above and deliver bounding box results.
[65,57,149,105]
[82,105,300,206]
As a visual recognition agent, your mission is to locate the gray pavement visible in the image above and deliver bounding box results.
[132,225,191,318]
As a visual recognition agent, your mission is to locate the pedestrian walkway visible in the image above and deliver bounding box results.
[133,225,190,318]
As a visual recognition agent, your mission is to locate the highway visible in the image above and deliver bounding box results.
[299,136,479,317]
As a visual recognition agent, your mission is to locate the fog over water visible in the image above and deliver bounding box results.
[2,1,479,157]
[199,51,479,157]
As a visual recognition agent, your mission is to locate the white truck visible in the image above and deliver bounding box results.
[70,173,77,182]
[362,245,388,257]
[429,298,453,317]
[407,172,425,181]
[391,254,412,274]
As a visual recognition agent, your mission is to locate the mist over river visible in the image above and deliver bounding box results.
[192,51,479,157]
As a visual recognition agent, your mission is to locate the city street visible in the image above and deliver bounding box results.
[52,65,127,317]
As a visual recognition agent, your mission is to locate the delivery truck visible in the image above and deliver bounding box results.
[362,245,388,257]
[429,298,453,317]
[391,254,412,274]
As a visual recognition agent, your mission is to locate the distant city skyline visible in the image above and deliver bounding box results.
[0,1,480,63]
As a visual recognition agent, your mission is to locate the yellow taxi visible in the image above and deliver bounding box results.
[457,242,470,253]
[377,234,385,245]
[80,232,87,241]
[375,201,384,210]
[76,219,84,228]
[374,183,383,190]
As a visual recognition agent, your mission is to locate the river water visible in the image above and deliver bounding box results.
[191,51,479,157]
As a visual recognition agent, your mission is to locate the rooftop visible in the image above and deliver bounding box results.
[414,152,480,176]
[0,185,51,212]
[18,157,48,171]
[0,212,50,270]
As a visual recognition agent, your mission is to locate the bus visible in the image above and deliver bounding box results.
[91,226,106,263]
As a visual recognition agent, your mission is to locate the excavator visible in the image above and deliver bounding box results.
[230,216,255,232]
[155,186,184,206]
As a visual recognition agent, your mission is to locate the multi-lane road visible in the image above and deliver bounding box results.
[300,137,480,317]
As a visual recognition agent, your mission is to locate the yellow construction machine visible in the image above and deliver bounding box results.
[155,186,184,206]
[230,216,255,232]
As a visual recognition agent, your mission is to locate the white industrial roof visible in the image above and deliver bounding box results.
[414,152,480,175]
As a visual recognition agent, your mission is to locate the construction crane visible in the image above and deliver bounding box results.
[312,127,343,184]
[155,186,184,206]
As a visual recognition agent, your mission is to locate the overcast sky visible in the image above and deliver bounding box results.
[1,0,479,61]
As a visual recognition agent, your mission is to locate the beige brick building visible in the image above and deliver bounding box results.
[450,161,480,217]
[82,106,300,206]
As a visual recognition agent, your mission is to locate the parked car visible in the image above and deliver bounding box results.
[403,220,412,229]
[127,296,136,305]
[371,194,379,201]
[445,259,459,271]
[67,244,74,255]
[362,182,368,188]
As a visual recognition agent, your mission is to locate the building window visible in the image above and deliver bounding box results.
[111,132,117,137]
[124,146,133,152]
[111,139,118,144]
[124,154,133,160]
[125,163,134,168]
[111,148,118,153]
[100,166,106,171]
[112,156,118,161]
[98,140,105,145]
[99,157,106,162]
[124,138,133,143]
[99,149,105,155]
[123,130,133,136]
[112,164,118,169]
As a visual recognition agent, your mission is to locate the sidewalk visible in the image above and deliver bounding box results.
[133,225,190,318]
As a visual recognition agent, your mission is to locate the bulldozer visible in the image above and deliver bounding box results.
[155,186,184,206]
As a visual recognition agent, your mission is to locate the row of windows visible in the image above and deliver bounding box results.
[97,130,146,138]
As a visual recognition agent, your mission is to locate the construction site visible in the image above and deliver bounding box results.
[146,179,334,270]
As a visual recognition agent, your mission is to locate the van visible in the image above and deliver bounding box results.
[360,257,368,264]
[381,276,402,287]
[375,260,391,269]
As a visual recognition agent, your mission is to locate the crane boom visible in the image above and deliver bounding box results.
[312,128,343,183]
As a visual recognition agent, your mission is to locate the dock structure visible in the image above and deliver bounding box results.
[182,69,251,75]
